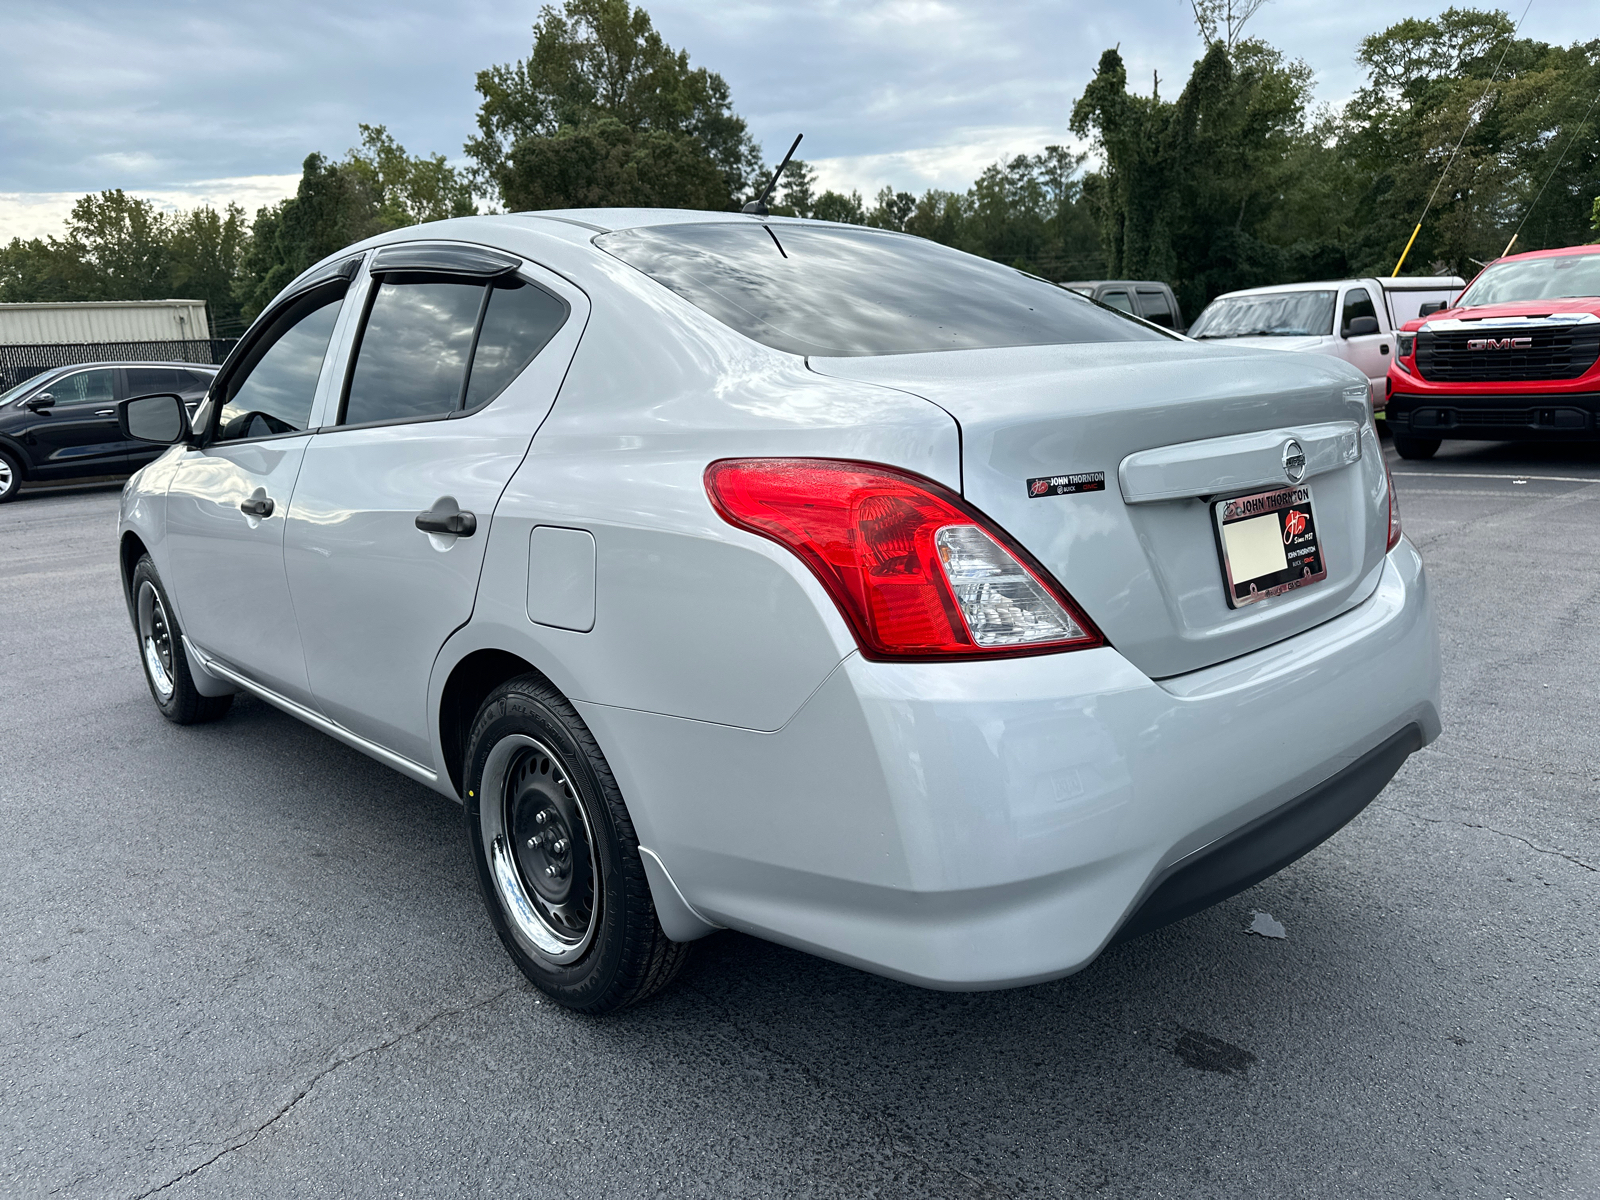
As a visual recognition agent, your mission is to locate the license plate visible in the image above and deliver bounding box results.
[1214,485,1327,608]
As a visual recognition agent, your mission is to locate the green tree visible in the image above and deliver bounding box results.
[467,0,762,211]
[348,124,477,227]
[237,128,477,320]
[167,203,251,335]
[60,190,173,300]
[1340,10,1600,275]
[1071,33,1323,311]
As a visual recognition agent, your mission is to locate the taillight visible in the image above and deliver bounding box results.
[704,459,1103,660]
[1384,456,1403,550]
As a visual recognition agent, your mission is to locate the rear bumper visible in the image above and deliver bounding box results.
[1111,722,1422,943]
[581,540,1440,990]
[1388,388,1600,440]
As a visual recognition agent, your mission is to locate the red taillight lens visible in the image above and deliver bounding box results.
[1385,456,1403,550]
[705,458,1103,660]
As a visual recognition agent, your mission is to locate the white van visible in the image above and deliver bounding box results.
[1188,277,1463,409]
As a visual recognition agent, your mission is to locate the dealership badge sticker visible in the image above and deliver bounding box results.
[1027,471,1106,498]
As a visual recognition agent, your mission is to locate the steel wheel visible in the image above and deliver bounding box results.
[479,733,599,964]
[137,580,176,703]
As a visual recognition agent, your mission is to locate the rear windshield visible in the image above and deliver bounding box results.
[1457,252,1600,307]
[596,222,1168,357]
[1189,291,1337,338]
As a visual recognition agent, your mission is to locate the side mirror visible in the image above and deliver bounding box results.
[1345,316,1380,337]
[24,392,55,411]
[118,392,191,445]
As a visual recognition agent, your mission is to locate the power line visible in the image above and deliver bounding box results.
[1392,0,1535,276]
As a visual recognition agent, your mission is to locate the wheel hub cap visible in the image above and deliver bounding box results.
[480,735,599,964]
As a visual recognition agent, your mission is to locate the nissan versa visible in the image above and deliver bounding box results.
[115,211,1441,1013]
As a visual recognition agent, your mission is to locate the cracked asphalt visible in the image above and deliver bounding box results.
[2,438,1596,1199]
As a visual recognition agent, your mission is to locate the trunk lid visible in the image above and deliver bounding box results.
[810,341,1387,678]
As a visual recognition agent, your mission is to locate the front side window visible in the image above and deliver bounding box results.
[1137,289,1175,327]
[598,223,1165,357]
[341,275,569,427]
[216,289,345,442]
[1100,290,1135,313]
[1341,287,1377,334]
[47,369,115,405]
[1457,252,1600,307]
[1189,291,1337,339]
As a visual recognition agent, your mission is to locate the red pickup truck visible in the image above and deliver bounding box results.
[1386,243,1600,459]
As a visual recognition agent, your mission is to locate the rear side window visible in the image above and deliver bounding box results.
[127,367,184,397]
[464,284,568,409]
[598,223,1165,357]
[1099,289,1134,313]
[341,275,569,426]
[216,289,344,442]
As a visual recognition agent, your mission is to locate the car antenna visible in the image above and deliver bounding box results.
[742,133,803,217]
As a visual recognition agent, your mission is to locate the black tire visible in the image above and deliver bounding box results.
[130,555,234,724]
[1392,434,1441,460]
[464,674,690,1014]
[0,447,22,503]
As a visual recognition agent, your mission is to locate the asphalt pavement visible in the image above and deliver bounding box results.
[1,440,1596,1199]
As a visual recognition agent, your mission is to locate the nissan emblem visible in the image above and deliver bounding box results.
[1282,439,1306,484]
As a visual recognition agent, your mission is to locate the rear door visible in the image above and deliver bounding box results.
[22,367,125,479]
[282,246,588,768]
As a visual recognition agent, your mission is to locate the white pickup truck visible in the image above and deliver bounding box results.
[1187,276,1464,410]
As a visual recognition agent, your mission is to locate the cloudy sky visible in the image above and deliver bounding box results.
[0,0,1586,239]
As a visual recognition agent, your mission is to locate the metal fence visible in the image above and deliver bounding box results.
[0,338,240,389]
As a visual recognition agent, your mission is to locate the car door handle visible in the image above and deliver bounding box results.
[415,504,476,537]
[96,408,115,416]
[240,493,274,518]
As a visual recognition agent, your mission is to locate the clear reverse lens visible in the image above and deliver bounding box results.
[935,525,1088,646]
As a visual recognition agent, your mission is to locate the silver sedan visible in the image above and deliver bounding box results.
[115,211,1440,1013]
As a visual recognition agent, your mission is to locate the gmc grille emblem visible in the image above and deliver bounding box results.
[1465,337,1534,350]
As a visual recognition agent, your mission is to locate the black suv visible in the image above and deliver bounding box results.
[0,362,216,502]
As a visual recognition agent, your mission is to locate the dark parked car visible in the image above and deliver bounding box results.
[0,361,216,502]
[1061,280,1185,332]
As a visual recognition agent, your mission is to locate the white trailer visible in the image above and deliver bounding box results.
[0,299,210,345]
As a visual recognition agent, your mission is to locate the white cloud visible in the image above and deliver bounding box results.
[0,176,299,242]
[811,128,1095,197]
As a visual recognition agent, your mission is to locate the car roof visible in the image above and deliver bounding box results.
[1060,280,1172,290]
[1210,277,1458,302]
[33,361,217,373]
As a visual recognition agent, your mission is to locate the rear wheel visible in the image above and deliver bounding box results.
[0,448,22,503]
[131,556,233,724]
[1392,434,1440,460]
[464,674,690,1013]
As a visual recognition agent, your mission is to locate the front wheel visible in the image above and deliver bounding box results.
[464,675,690,1013]
[1392,434,1441,460]
[130,556,233,724]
